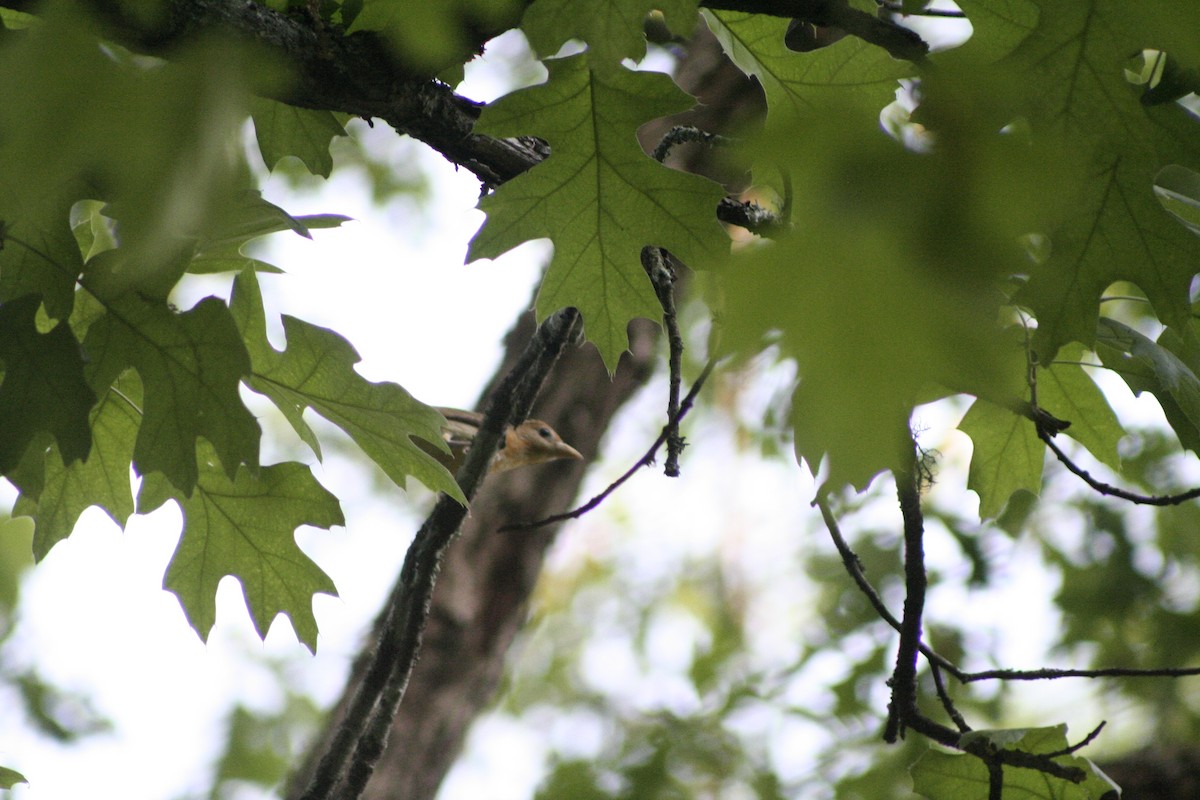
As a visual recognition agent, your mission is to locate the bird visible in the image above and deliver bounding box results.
[425,407,583,475]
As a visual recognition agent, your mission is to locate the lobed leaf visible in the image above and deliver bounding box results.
[704,9,911,127]
[521,0,698,68]
[0,295,95,473]
[0,4,254,306]
[996,2,1200,359]
[249,100,347,178]
[13,372,140,561]
[468,54,726,370]
[83,294,260,495]
[1038,343,1123,471]
[1095,317,1200,454]
[230,270,464,502]
[959,398,1043,520]
[140,441,343,652]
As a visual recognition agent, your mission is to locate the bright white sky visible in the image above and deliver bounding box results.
[0,19,1181,800]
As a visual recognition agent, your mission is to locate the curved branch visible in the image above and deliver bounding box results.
[1038,426,1200,506]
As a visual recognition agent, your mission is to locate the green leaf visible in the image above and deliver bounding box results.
[250,99,347,178]
[14,372,140,561]
[704,9,912,126]
[0,4,254,305]
[348,0,522,72]
[1155,164,1200,236]
[467,54,726,370]
[1038,343,1123,471]
[959,399,1043,520]
[230,270,464,502]
[0,6,37,29]
[1095,316,1200,454]
[0,765,28,789]
[189,191,350,275]
[521,0,698,68]
[721,109,1035,488]
[954,1,1039,63]
[1000,3,1200,358]
[83,294,260,495]
[912,725,1120,800]
[0,294,96,473]
[139,441,343,651]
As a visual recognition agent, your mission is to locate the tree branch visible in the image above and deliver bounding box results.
[885,450,928,742]
[812,495,963,681]
[295,309,580,800]
[699,0,930,62]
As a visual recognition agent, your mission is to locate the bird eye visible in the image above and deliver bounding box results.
[538,427,553,439]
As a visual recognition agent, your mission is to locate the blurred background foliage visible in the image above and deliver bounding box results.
[2,3,1200,799]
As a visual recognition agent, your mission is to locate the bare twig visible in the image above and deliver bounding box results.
[812,496,964,680]
[963,665,1200,682]
[885,450,929,742]
[716,197,789,237]
[1037,427,1200,506]
[986,759,1003,800]
[930,662,970,733]
[642,247,686,476]
[1044,721,1106,758]
[652,125,735,163]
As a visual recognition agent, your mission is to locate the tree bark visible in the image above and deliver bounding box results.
[286,312,660,799]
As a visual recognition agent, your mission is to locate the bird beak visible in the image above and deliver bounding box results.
[555,442,584,462]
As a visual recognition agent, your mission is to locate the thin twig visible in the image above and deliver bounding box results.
[1038,427,1200,506]
[963,665,1200,682]
[716,197,789,237]
[651,125,735,164]
[642,247,686,476]
[885,450,929,742]
[812,497,964,680]
[930,662,970,733]
[500,357,716,532]
[877,1,967,18]
[986,759,1003,800]
[1044,721,1106,758]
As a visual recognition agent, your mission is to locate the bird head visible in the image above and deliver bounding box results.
[494,418,584,472]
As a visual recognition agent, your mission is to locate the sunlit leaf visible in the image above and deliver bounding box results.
[959,398,1043,520]
[250,100,347,178]
[14,372,140,560]
[230,270,464,502]
[140,441,343,651]
[912,725,1120,800]
[1095,316,1200,453]
[998,3,1200,358]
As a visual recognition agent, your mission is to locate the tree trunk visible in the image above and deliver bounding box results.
[288,19,759,800]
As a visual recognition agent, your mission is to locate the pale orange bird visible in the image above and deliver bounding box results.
[428,408,583,475]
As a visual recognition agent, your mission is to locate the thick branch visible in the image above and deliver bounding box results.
[76,0,543,184]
